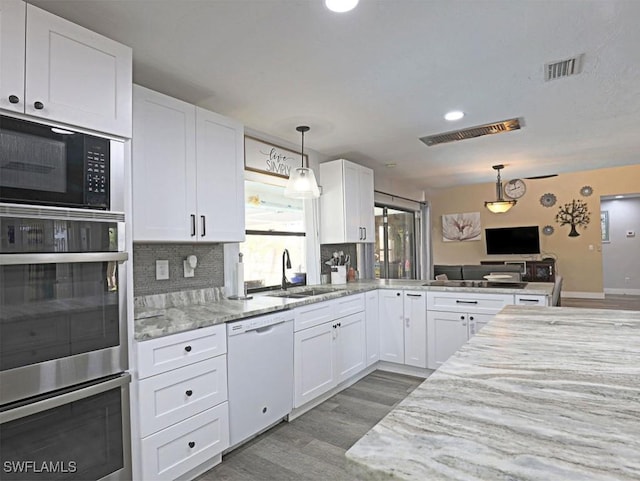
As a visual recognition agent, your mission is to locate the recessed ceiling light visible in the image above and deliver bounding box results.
[444,110,465,121]
[325,0,359,13]
[385,163,396,168]
[615,195,624,199]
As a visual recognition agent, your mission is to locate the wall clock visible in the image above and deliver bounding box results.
[542,225,555,235]
[540,193,557,207]
[504,178,526,199]
[580,185,593,197]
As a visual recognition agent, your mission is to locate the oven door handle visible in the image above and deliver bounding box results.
[0,374,131,424]
[0,252,128,265]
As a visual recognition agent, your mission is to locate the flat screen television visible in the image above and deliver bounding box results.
[485,226,541,255]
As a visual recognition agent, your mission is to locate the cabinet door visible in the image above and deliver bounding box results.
[365,290,379,366]
[378,290,404,363]
[195,108,245,242]
[468,313,494,337]
[403,291,427,368]
[24,4,132,136]
[132,86,197,241]
[342,160,362,242]
[336,312,366,383]
[427,310,469,370]
[0,0,25,114]
[358,166,375,243]
[294,322,336,408]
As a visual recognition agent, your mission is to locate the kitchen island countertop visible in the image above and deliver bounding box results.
[345,305,640,481]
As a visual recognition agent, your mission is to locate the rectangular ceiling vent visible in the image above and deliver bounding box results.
[419,118,522,147]
[545,54,583,81]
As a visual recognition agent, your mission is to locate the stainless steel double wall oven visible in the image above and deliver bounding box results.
[0,115,131,481]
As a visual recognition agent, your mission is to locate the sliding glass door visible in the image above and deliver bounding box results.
[374,206,416,279]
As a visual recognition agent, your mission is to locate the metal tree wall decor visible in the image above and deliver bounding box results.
[555,199,591,237]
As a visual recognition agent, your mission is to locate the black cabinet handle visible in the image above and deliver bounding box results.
[8,95,19,104]
[456,300,478,304]
[184,345,192,352]
[190,214,196,236]
[200,215,206,237]
[469,316,474,321]
[188,441,195,448]
[34,101,44,110]
[185,390,193,397]
[460,315,465,320]
[363,227,367,240]
[406,293,422,297]
[396,292,401,296]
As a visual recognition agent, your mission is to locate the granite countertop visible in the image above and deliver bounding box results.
[346,305,640,481]
[134,280,554,341]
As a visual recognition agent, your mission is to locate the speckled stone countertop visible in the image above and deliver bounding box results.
[346,305,640,481]
[134,280,554,340]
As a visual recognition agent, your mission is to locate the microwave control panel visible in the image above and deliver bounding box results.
[84,137,110,209]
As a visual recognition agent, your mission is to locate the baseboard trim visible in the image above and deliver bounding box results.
[561,291,605,299]
[603,288,640,295]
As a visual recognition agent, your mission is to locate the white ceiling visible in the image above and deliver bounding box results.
[30,0,640,191]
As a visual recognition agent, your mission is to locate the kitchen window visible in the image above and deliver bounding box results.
[242,180,307,292]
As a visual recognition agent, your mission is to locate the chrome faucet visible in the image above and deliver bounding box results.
[282,249,292,290]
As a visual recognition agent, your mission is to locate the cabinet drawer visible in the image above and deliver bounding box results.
[427,292,513,314]
[294,300,334,332]
[334,293,365,318]
[514,294,549,306]
[137,324,226,378]
[139,356,228,437]
[141,402,229,481]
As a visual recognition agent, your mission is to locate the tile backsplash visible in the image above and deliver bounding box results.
[320,243,358,275]
[133,243,224,296]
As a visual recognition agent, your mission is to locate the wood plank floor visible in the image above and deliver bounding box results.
[561,294,640,310]
[196,371,425,481]
[196,295,639,481]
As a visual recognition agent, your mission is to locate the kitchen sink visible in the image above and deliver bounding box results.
[268,288,344,299]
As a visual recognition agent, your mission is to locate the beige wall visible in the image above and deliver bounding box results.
[428,164,640,295]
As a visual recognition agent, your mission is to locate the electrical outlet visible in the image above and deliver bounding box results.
[156,260,169,280]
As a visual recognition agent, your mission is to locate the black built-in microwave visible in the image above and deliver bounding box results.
[0,115,110,209]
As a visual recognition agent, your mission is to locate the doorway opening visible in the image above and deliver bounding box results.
[374,206,417,279]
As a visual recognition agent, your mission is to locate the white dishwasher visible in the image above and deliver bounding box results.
[227,311,294,447]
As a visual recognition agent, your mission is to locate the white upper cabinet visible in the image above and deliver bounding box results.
[0,1,132,137]
[320,159,375,244]
[195,107,245,242]
[132,85,245,242]
[0,0,25,115]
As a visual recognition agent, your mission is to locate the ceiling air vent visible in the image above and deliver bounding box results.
[545,54,583,81]
[419,118,522,147]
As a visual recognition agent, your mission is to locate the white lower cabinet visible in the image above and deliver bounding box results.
[365,290,379,366]
[141,402,229,481]
[136,324,229,480]
[293,294,366,408]
[427,291,512,370]
[426,310,494,369]
[378,290,427,368]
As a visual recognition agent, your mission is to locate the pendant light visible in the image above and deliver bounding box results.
[284,125,320,199]
[484,164,516,213]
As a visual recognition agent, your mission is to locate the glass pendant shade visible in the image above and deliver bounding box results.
[284,166,320,199]
[485,199,516,213]
[285,125,320,199]
[485,164,516,213]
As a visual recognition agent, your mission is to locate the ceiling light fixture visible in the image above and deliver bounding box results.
[444,110,464,121]
[485,164,516,214]
[284,126,320,199]
[325,0,359,13]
